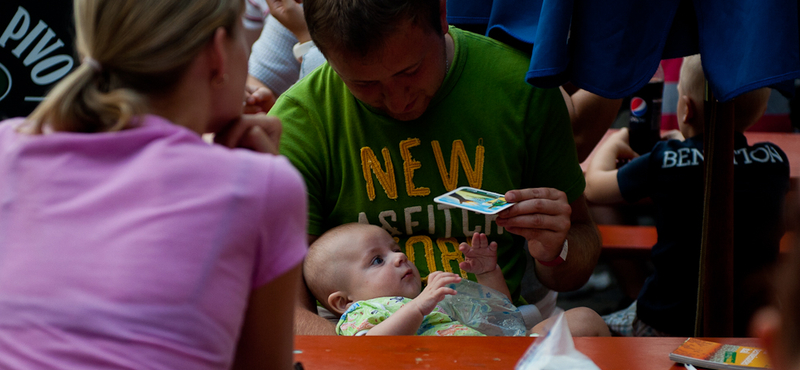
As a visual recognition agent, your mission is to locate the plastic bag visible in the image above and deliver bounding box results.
[438,279,527,336]
[515,312,601,370]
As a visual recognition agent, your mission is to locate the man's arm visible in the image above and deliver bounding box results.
[294,234,337,335]
[496,190,601,292]
[534,194,601,292]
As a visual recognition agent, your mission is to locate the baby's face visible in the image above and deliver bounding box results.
[340,226,422,302]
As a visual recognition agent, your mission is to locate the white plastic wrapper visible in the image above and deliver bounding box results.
[515,312,601,370]
[438,279,527,336]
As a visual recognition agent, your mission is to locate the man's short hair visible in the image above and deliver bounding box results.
[304,0,442,57]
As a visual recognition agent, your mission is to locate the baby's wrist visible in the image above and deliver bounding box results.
[474,264,500,277]
[410,298,433,317]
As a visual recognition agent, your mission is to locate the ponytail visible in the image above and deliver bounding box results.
[26,0,242,134]
[28,60,146,133]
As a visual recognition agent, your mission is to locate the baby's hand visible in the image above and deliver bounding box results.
[411,271,461,316]
[458,233,499,276]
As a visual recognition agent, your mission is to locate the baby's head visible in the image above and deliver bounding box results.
[304,223,422,316]
[677,54,770,136]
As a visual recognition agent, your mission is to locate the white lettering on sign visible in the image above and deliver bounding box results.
[1,6,74,86]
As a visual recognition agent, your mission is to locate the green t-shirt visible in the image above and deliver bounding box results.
[272,27,584,301]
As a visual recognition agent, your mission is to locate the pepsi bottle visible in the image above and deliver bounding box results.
[628,64,664,155]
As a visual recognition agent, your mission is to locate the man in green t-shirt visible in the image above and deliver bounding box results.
[269,0,603,335]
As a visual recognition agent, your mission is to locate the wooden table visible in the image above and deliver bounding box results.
[599,224,796,256]
[293,335,763,369]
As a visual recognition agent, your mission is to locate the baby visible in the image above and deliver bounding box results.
[303,223,512,336]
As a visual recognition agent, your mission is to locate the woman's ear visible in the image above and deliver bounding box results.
[208,27,230,86]
[327,291,352,316]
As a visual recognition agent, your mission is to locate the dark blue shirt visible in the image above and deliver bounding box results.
[617,133,790,336]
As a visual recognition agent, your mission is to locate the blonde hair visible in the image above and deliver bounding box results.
[28,0,243,133]
[678,54,770,132]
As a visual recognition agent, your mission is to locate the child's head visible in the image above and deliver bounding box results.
[304,223,422,316]
[677,54,770,137]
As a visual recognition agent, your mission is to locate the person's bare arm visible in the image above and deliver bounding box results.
[584,128,638,204]
[294,280,336,335]
[365,272,461,336]
[265,0,310,43]
[294,234,337,335]
[497,190,601,292]
[232,264,301,370]
[533,194,601,291]
[560,87,623,162]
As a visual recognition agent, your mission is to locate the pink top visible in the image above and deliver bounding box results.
[0,115,307,369]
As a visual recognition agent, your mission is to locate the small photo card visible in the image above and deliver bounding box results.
[433,186,514,215]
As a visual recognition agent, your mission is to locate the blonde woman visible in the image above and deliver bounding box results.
[0,0,306,369]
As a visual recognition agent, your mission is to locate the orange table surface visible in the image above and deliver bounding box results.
[293,335,763,369]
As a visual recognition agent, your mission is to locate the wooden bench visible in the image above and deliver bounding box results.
[598,224,795,257]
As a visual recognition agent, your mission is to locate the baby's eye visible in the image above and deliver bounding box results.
[371,256,384,266]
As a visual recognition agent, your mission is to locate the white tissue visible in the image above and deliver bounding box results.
[514,312,601,370]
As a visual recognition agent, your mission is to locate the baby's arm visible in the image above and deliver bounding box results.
[365,272,461,336]
[459,233,511,299]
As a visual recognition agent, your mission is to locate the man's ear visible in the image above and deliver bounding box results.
[327,291,352,316]
[679,95,696,124]
[439,0,449,35]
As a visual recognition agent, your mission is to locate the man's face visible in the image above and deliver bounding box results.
[338,225,422,303]
[326,20,447,121]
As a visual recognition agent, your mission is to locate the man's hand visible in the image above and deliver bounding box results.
[265,0,310,43]
[458,233,498,276]
[410,271,460,316]
[244,84,277,114]
[214,113,282,154]
[495,188,571,264]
